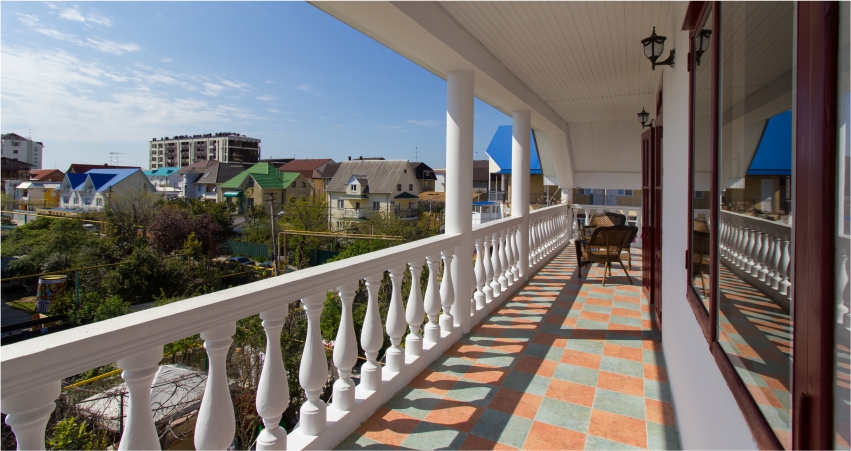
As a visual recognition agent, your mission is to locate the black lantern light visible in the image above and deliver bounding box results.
[694,29,712,66]
[638,108,652,129]
[641,27,675,70]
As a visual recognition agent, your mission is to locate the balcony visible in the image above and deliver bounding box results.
[0,205,573,451]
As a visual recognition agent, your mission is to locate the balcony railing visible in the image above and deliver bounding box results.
[719,210,793,307]
[0,204,571,451]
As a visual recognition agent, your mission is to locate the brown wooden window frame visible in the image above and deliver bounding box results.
[682,2,839,449]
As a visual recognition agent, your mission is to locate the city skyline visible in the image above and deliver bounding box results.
[1,2,511,172]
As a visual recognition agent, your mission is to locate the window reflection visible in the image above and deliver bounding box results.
[717,2,794,448]
[691,7,713,309]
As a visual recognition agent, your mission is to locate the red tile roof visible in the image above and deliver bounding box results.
[277,159,334,179]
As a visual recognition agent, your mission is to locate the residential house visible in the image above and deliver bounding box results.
[218,162,313,210]
[318,161,341,194]
[58,168,154,211]
[178,160,249,202]
[326,159,420,227]
[1,133,43,169]
[3,4,847,451]
[29,169,65,183]
[66,164,136,174]
[409,162,437,192]
[472,159,490,193]
[486,125,547,204]
[14,181,61,209]
[1,157,34,195]
[433,168,446,192]
[143,167,182,199]
[278,159,335,199]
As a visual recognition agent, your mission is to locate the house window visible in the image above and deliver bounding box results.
[63,197,69,205]
[372,202,380,210]
[337,200,344,209]
[302,182,306,188]
[350,184,356,192]
[395,203,401,211]
[96,198,102,207]
[397,184,402,191]
[248,178,255,187]
[73,197,79,205]
[409,184,413,191]
[12,149,18,154]
[404,169,407,174]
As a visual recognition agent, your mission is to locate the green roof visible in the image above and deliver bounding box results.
[219,162,300,190]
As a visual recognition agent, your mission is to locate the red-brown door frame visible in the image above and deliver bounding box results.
[641,128,655,303]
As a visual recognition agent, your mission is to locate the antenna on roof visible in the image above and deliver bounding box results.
[108,152,124,165]
[28,129,33,140]
[415,147,418,162]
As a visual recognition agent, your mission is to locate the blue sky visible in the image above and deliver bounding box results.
[1,2,511,171]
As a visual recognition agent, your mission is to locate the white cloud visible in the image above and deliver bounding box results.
[267,108,281,114]
[372,125,402,130]
[265,80,275,84]
[161,57,173,63]
[296,84,314,93]
[16,13,40,28]
[202,83,224,96]
[17,14,138,55]
[256,95,276,102]
[85,38,141,55]
[220,78,249,91]
[407,119,440,127]
[55,5,114,27]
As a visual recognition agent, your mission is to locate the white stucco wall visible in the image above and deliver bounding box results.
[660,3,756,449]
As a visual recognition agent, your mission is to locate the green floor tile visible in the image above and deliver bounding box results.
[592,388,645,420]
[646,422,682,450]
[553,363,599,386]
[468,409,533,449]
[600,356,644,378]
[501,370,552,396]
[400,421,468,450]
[534,397,592,433]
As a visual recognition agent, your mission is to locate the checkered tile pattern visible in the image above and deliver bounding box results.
[337,245,681,450]
[717,265,792,449]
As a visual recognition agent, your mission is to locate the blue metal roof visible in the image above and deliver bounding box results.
[66,173,88,190]
[484,125,541,173]
[748,110,792,176]
[143,167,180,176]
[84,168,141,192]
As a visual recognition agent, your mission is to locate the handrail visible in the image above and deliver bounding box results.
[471,215,521,238]
[1,232,462,394]
[529,203,569,218]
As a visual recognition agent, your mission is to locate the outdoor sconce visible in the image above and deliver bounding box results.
[638,108,653,128]
[694,29,712,66]
[641,27,675,70]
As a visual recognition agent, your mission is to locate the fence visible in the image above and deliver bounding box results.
[226,240,270,260]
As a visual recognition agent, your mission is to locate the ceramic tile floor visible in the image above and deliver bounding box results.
[337,245,682,450]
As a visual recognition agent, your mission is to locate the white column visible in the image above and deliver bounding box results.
[439,250,455,334]
[482,238,494,302]
[195,322,236,451]
[423,254,442,345]
[361,273,384,390]
[2,381,61,451]
[299,293,327,436]
[256,305,289,450]
[386,265,407,373]
[512,111,531,278]
[405,260,425,358]
[117,346,163,450]
[332,282,359,412]
[473,237,486,311]
[446,70,474,334]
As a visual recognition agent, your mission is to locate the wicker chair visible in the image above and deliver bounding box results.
[583,212,634,269]
[576,225,638,286]
[692,219,710,297]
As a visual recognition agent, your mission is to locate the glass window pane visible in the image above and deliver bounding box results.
[691,7,713,310]
[717,3,794,448]
[835,2,850,449]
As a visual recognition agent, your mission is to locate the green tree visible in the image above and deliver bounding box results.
[278,196,330,268]
[47,417,108,451]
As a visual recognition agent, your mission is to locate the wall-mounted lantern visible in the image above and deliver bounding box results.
[641,27,675,70]
[638,108,653,128]
[694,29,712,66]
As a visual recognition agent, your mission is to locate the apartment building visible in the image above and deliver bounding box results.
[148,133,261,169]
[1,133,43,169]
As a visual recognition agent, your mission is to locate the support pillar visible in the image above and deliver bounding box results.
[446,70,474,334]
[512,111,531,279]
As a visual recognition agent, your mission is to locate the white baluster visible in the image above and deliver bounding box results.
[837,251,849,325]
[747,229,758,273]
[779,240,792,296]
[498,231,509,291]
[333,282,359,412]
[505,227,516,285]
[361,273,384,391]
[482,237,494,302]
[299,294,328,436]
[719,221,727,259]
[439,250,455,334]
[490,233,502,297]
[424,254,442,345]
[406,260,425,358]
[256,305,289,450]
[118,346,163,450]
[763,233,777,285]
[195,322,236,451]
[771,237,783,290]
[750,230,763,277]
[511,225,521,282]
[740,228,751,270]
[735,226,745,268]
[386,265,407,373]
[473,237,486,311]
[757,232,771,282]
[2,381,60,451]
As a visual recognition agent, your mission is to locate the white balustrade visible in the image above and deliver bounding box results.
[257,305,290,450]
[386,265,408,373]
[195,322,237,451]
[360,273,384,391]
[332,282,358,412]
[117,346,163,450]
[405,261,425,358]
[439,250,456,334]
[719,211,793,306]
[1,207,574,451]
